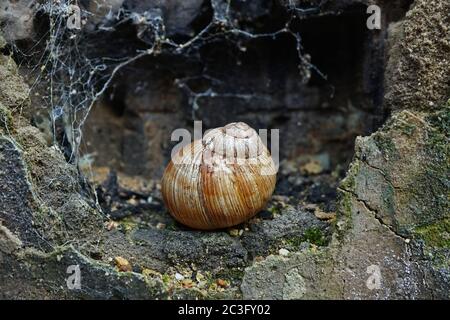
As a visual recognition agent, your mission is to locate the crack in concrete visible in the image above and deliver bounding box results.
[359,157,402,191]
[338,187,407,241]
[356,196,407,240]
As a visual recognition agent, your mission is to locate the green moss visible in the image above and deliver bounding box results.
[339,160,360,193]
[285,228,328,248]
[393,119,417,136]
[171,287,209,300]
[214,268,245,284]
[374,133,397,159]
[302,227,327,246]
[267,204,281,215]
[414,106,450,226]
[425,107,449,163]
[414,218,450,248]
[0,34,6,49]
[0,103,13,133]
[338,193,353,227]
[430,250,450,269]
[118,217,139,233]
[336,159,360,233]
[160,274,170,285]
[381,181,396,216]
[427,102,450,135]
[284,236,304,249]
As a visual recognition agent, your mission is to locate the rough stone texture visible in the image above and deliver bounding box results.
[242,109,449,299]
[0,246,167,299]
[0,135,45,248]
[345,111,449,233]
[0,0,35,42]
[0,37,131,299]
[0,223,23,254]
[0,55,29,110]
[384,0,450,111]
[241,206,330,258]
[241,251,341,299]
[102,227,248,272]
[0,46,105,249]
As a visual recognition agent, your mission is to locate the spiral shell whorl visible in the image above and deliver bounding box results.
[161,122,276,230]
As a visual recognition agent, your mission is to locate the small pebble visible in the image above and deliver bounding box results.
[156,222,166,230]
[279,248,290,256]
[314,208,336,220]
[106,220,119,231]
[128,198,139,206]
[229,229,239,237]
[301,160,323,175]
[272,195,289,203]
[175,273,185,281]
[304,203,317,212]
[142,268,160,277]
[216,279,229,288]
[114,256,132,272]
[181,279,194,288]
[196,272,205,282]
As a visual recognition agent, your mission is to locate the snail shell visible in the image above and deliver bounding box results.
[161,122,277,230]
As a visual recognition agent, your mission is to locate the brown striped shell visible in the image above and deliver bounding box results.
[161,122,277,230]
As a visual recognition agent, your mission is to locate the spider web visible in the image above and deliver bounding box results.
[11,0,327,168]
